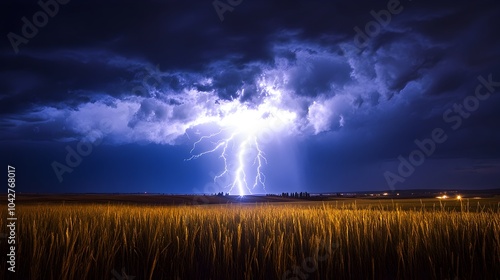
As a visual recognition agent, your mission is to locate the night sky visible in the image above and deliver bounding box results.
[1,0,499,194]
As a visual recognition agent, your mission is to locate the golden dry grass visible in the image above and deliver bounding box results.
[1,201,499,279]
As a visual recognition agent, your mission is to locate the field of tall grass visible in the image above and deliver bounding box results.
[1,200,499,279]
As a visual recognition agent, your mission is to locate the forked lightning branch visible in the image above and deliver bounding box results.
[185,95,296,196]
[186,128,268,196]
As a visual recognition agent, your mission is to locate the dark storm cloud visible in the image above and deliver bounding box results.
[284,50,352,97]
[1,0,500,192]
[2,1,499,108]
[208,63,263,101]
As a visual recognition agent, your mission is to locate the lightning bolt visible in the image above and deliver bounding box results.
[186,128,267,196]
[184,83,297,196]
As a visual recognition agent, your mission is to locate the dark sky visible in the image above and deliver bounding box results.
[1,0,499,194]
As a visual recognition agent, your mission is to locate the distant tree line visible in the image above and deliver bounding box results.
[266,192,311,199]
[205,192,313,198]
[214,192,229,196]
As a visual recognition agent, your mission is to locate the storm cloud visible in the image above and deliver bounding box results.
[1,0,499,193]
